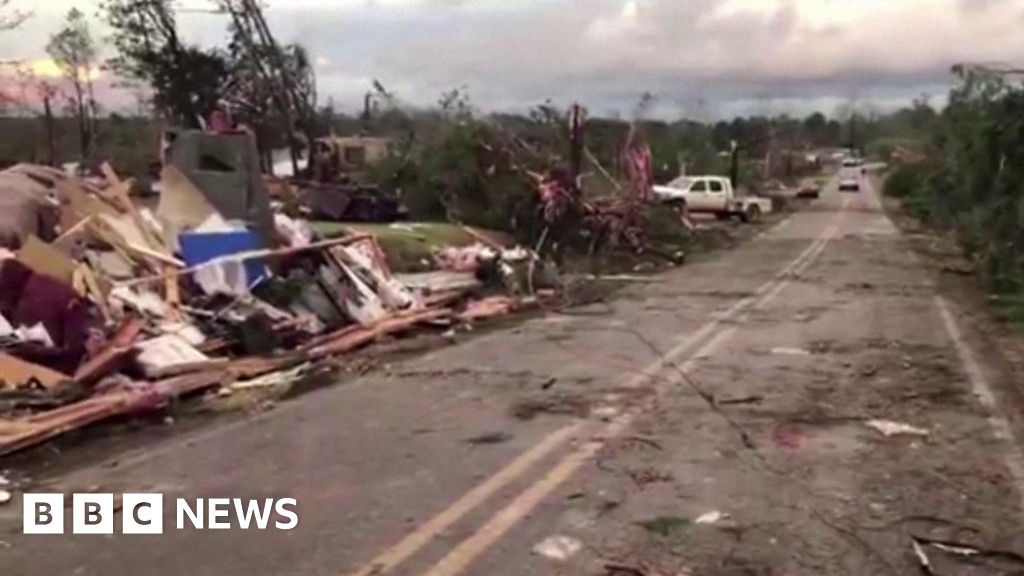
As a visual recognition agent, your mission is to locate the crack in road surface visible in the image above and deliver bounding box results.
[347,197,851,576]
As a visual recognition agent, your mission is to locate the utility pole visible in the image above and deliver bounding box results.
[41,83,56,166]
[729,140,739,189]
[218,0,317,176]
[849,114,859,156]
[567,103,585,194]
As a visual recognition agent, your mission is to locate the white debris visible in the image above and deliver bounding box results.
[532,535,582,561]
[912,539,932,571]
[771,347,811,356]
[194,259,252,297]
[695,510,728,525]
[230,363,310,391]
[592,406,621,419]
[159,322,207,346]
[867,419,929,437]
[135,334,212,378]
[0,314,54,347]
[274,213,314,248]
[110,286,168,318]
[16,323,54,347]
[0,490,11,505]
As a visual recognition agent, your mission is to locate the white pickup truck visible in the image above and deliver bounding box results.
[652,175,773,223]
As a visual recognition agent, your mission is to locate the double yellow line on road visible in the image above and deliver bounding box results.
[347,197,851,576]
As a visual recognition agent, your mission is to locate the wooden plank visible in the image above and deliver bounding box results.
[17,235,78,286]
[306,308,451,359]
[163,264,182,323]
[157,166,224,248]
[0,353,70,390]
[100,161,121,187]
[0,394,132,456]
[73,318,144,386]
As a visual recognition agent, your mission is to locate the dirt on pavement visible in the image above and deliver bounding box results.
[3,179,1024,576]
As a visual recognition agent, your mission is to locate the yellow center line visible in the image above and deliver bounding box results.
[344,194,848,576]
[422,199,850,576]
[345,423,583,576]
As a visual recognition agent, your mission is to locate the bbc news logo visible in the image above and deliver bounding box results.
[23,494,298,534]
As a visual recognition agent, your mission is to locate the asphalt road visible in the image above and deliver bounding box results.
[3,173,1024,575]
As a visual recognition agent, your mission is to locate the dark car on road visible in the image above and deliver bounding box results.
[797,179,821,199]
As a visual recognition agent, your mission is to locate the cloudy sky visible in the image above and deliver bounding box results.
[3,0,1024,119]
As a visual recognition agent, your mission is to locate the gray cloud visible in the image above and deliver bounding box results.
[5,0,1024,118]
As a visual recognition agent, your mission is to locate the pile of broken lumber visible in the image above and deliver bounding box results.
[0,161,554,457]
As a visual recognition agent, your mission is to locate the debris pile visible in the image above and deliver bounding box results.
[0,134,555,456]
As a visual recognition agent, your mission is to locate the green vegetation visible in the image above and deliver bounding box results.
[47,8,97,159]
[0,115,162,176]
[311,221,490,272]
[636,515,691,537]
[878,66,1024,323]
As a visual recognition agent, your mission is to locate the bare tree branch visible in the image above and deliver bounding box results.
[0,0,31,31]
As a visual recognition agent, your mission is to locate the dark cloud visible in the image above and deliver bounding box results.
[7,0,1024,118]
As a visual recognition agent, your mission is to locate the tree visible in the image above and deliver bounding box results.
[802,112,827,146]
[0,0,29,31]
[47,8,97,159]
[101,0,228,125]
[218,0,318,173]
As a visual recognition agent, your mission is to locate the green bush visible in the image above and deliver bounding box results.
[883,165,925,198]
[885,67,1024,303]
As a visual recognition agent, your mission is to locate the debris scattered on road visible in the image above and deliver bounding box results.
[627,467,674,488]
[592,405,622,419]
[511,394,590,421]
[912,538,933,574]
[911,535,1024,573]
[622,435,664,451]
[771,347,812,356]
[229,363,310,391]
[694,510,728,525]
[531,535,583,561]
[866,419,929,437]
[636,515,690,537]
[465,431,513,445]
[604,561,657,576]
[0,489,11,505]
[717,394,765,406]
[772,423,803,449]
[858,365,880,378]
[941,263,976,276]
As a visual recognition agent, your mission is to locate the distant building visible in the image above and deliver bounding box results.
[312,135,392,181]
[891,146,927,165]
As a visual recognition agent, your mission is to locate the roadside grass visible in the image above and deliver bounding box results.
[989,291,1024,331]
[881,167,1024,335]
[313,205,695,276]
[636,515,692,538]
[310,221,512,272]
[310,200,779,301]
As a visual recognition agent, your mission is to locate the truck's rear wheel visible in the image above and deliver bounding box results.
[741,205,762,223]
